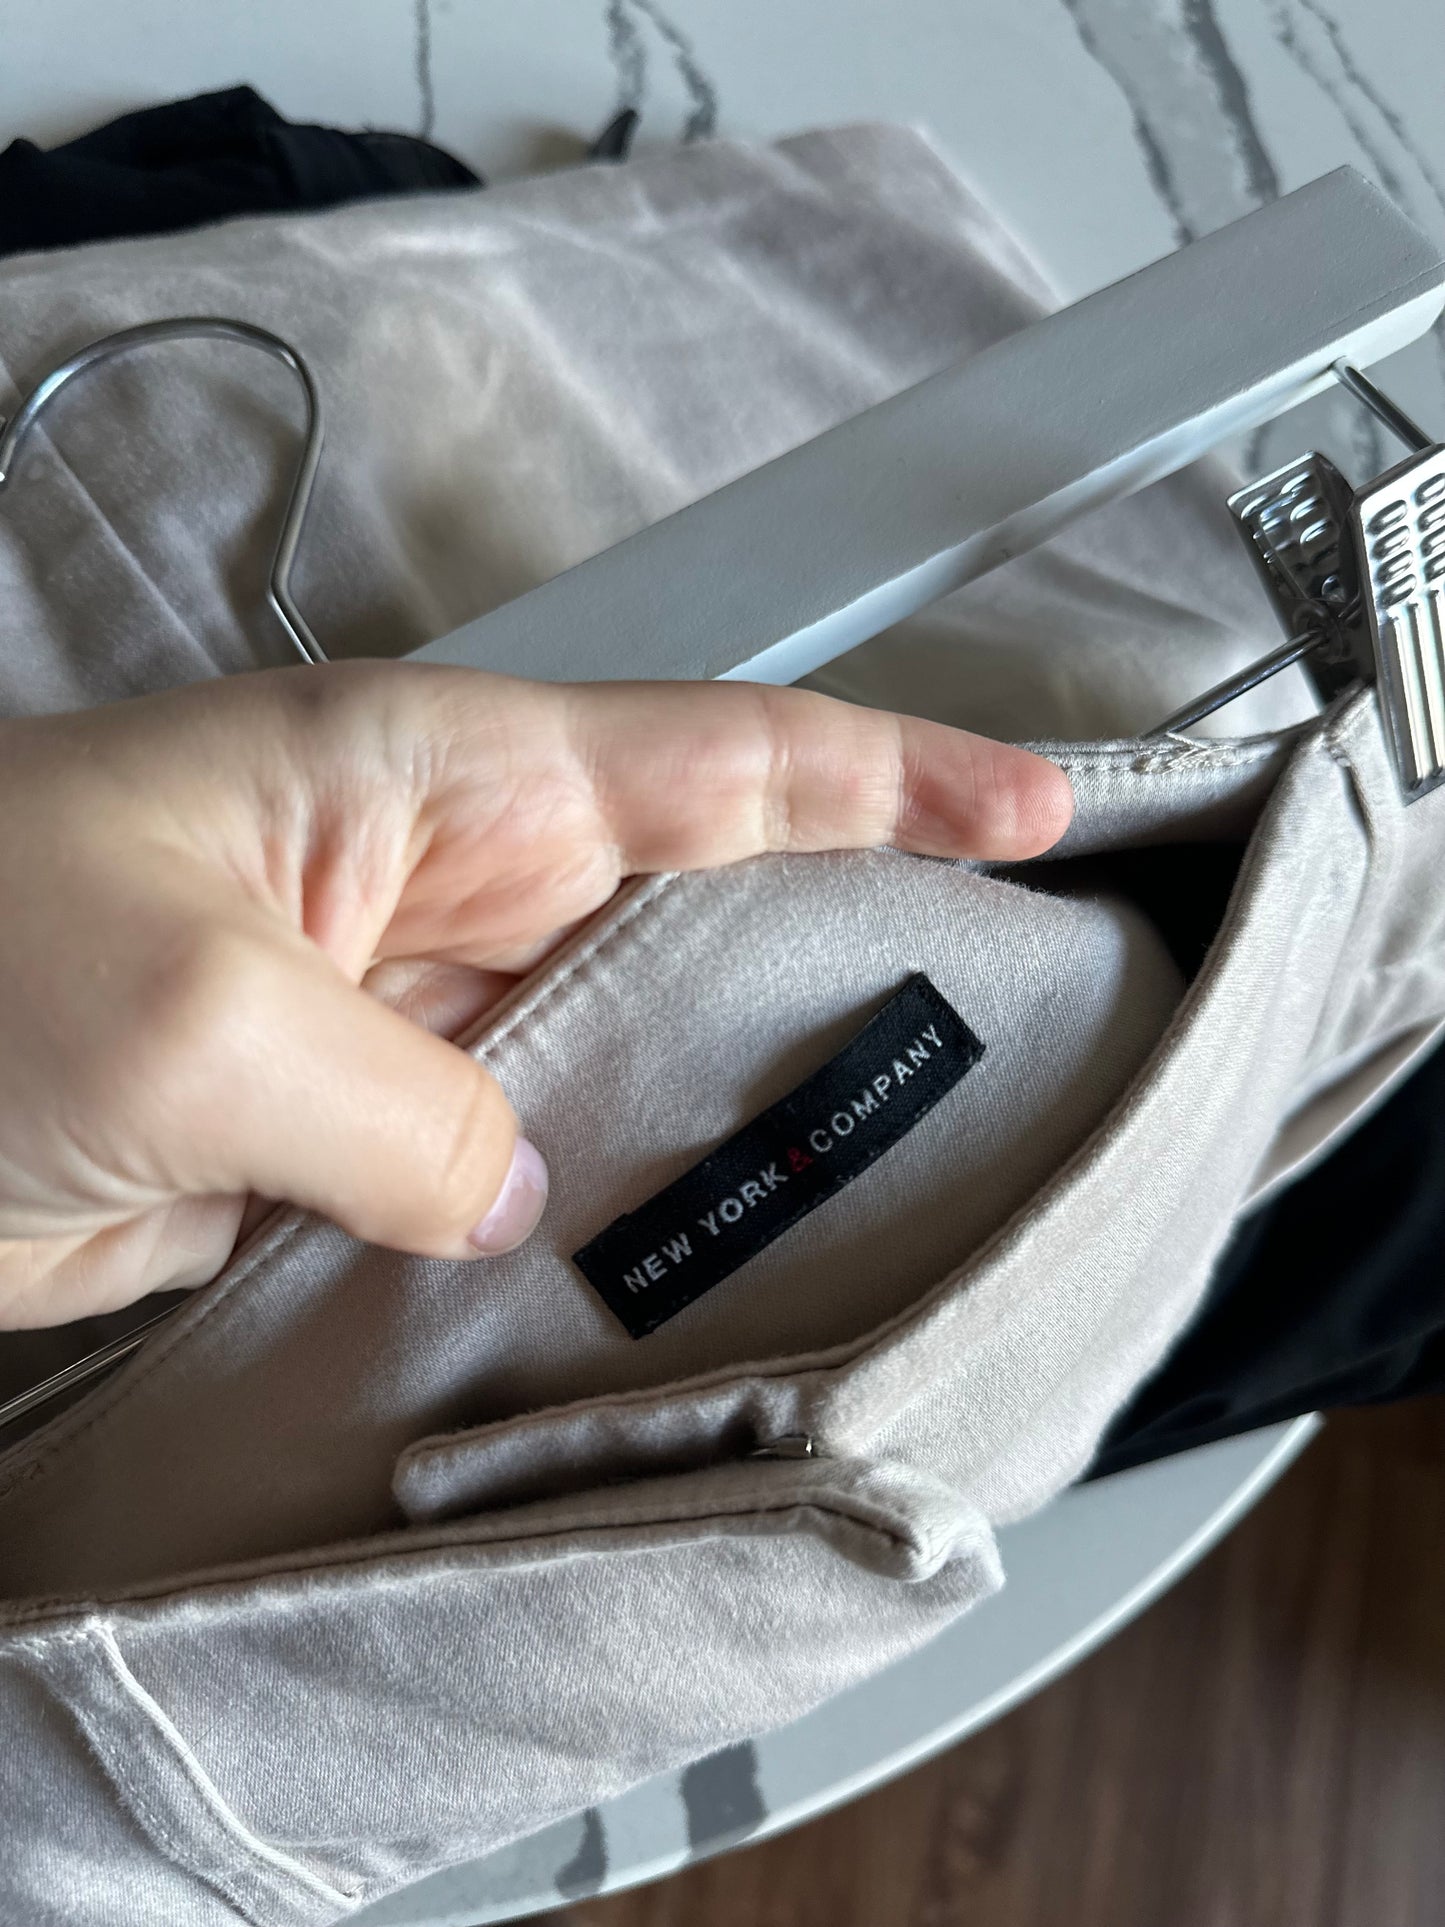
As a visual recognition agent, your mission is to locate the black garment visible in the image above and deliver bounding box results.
[1092,1033,1445,1477]
[0,86,480,260]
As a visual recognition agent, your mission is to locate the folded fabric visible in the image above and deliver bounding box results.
[0,125,1440,1925]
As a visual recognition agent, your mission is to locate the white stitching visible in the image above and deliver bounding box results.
[87,1621,358,1908]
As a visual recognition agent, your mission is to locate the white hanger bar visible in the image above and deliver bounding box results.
[415,167,1445,691]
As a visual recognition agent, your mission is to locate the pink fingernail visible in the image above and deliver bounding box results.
[468,1137,549,1254]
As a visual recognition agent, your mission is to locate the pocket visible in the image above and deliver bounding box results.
[5,1620,361,1926]
[0,1467,1000,1925]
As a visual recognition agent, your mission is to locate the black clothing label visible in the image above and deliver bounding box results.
[573,974,985,1338]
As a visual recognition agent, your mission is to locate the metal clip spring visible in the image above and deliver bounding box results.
[1148,359,1445,803]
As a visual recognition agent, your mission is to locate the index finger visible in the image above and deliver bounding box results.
[562,677,1074,872]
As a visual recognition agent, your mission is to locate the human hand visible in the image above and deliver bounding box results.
[0,663,1072,1327]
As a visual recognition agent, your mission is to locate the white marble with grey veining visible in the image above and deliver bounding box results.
[3,1,1439,284]
[1,1,1440,1915]
[3,0,1441,454]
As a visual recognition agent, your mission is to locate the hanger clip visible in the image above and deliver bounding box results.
[1150,361,1445,802]
[1352,443,1445,798]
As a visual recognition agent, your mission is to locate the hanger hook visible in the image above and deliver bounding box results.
[0,316,328,665]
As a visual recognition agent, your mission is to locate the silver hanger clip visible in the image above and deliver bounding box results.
[1149,361,1445,802]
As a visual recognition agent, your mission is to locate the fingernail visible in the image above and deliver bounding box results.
[468,1137,549,1254]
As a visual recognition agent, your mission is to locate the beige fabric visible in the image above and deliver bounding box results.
[0,125,1441,1927]
[0,122,1305,742]
[0,852,1183,1593]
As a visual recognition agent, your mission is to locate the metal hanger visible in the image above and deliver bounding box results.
[0,315,332,1438]
[1147,359,1445,803]
[0,315,329,665]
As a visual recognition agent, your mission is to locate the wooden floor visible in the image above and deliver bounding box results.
[562,1401,1445,1927]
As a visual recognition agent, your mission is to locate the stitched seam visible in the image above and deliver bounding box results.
[1310,689,1408,1057]
[3,1481,926,1631]
[471,872,680,1059]
[69,1709,261,1922]
[1041,732,1293,774]
[28,1631,263,1923]
[86,1622,357,1909]
[14,1625,91,1656]
[398,1359,840,1474]
[450,1489,919,1550]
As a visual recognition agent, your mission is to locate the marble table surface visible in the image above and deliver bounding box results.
[2,1,1439,1916]
[5,0,1444,472]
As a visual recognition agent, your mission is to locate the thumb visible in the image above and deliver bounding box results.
[165,928,547,1260]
